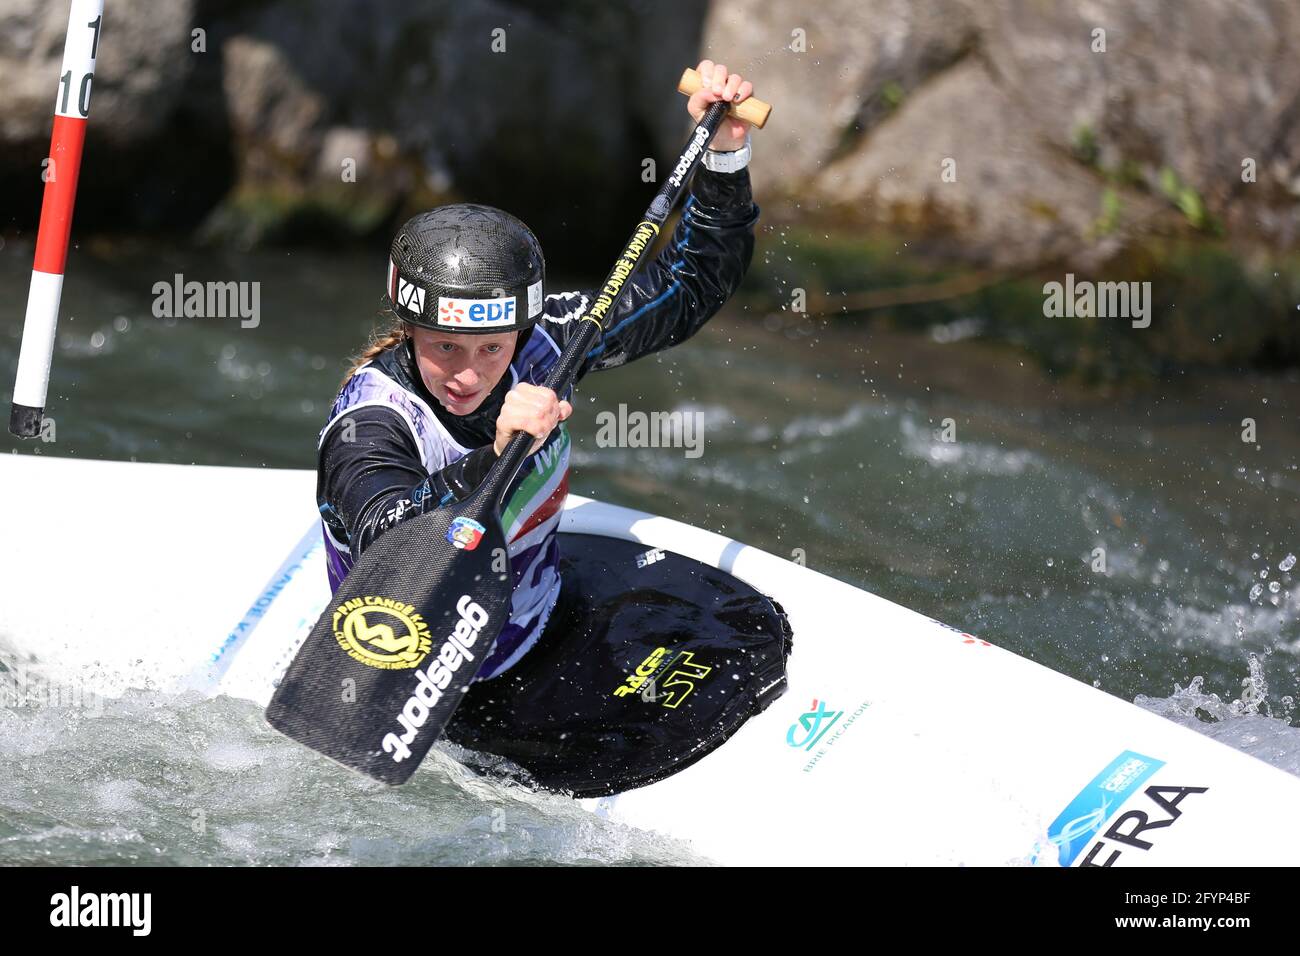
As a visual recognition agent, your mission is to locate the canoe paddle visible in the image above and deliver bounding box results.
[267,72,771,784]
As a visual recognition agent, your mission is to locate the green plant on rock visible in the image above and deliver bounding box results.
[1158,167,1213,231]
[1071,124,1100,167]
[1093,186,1123,237]
[881,81,905,112]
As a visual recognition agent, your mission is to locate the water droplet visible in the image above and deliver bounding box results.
[1280,554,1296,572]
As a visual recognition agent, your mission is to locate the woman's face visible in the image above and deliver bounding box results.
[409,326,518,416]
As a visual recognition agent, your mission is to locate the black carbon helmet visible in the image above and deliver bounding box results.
[382,204,545,334]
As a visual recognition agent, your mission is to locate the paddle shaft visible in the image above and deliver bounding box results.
[479,98,733,508]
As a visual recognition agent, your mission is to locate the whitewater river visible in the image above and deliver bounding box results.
[2,241,1297,864]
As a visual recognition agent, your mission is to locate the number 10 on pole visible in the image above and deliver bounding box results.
[9,0,103,438]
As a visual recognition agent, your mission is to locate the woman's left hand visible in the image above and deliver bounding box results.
[686,59,754,152]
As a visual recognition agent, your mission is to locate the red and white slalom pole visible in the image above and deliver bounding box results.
[9,0,104,438]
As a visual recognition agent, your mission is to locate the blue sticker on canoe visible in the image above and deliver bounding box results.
[1038,750,1165,866]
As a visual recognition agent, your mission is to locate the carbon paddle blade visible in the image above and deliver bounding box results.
[267,496,512,785]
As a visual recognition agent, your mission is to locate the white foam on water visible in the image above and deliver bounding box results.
[898,413,1043,475]
[0,676,709,866]
[1134,656,1300,777]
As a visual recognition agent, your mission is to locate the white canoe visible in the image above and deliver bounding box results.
[3,452,1298,866]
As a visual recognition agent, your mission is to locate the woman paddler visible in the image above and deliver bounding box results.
[317,61,759,683]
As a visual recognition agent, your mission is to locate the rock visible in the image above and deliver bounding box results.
[0,0,196,146]
[708,0,1300,265]
[700,0,979,191]
[0,0,212,229]
[810,57,1168,270]
[221,34,327,182]
[2,0,1297,269]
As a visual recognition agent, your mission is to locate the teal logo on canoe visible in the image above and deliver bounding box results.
[789,698,872,773]
[787,698,843,751]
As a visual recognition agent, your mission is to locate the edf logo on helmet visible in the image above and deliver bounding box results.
[438,295,517,328]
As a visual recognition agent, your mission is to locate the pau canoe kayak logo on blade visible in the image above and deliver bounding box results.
[447,516,487,550]
[1033,750,1209,867]
[787,697,872,773]
[332,596,432,670]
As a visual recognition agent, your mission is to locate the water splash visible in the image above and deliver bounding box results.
[1136,653,1289,722]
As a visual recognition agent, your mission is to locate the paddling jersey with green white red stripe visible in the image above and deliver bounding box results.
[316,163,759,680]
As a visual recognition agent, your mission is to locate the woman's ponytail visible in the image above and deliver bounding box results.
[341,320,409,387]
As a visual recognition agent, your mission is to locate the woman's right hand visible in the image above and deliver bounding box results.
[493,383,573,456]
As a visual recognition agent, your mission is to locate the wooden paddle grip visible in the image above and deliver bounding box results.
[677,67,771,129]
